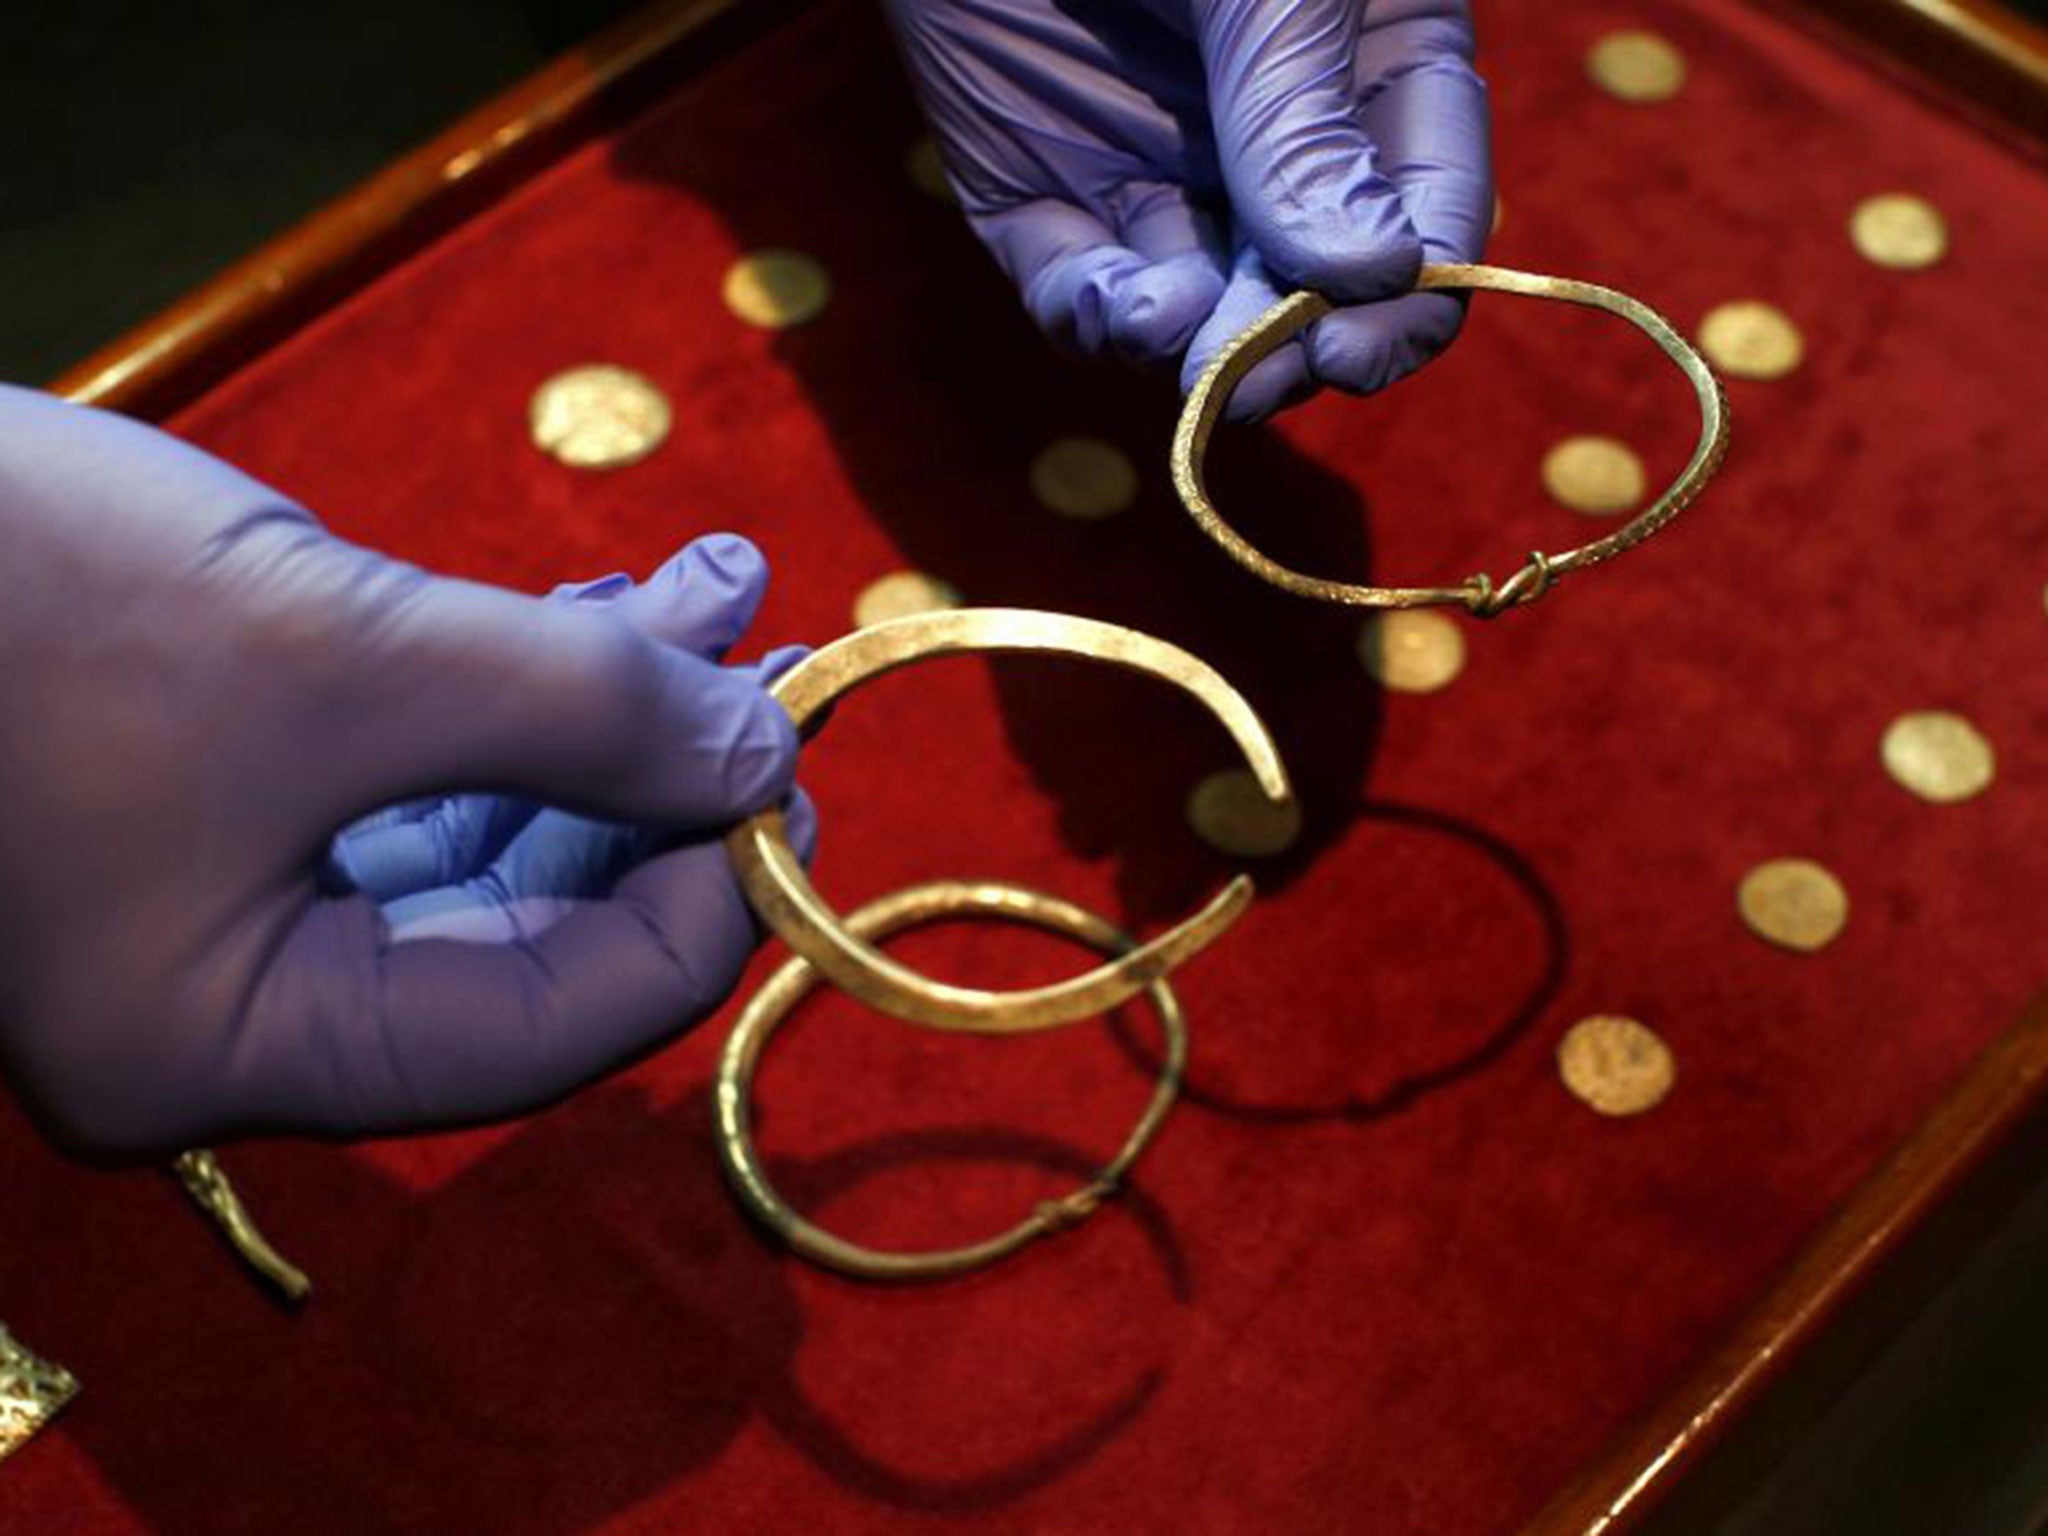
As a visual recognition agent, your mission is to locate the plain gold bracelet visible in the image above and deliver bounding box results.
[724,607,1290,1035]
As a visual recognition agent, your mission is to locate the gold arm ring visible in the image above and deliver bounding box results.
[724,607,1292,1035]
[716,879,1187,1281]
[1170,262,1731,617]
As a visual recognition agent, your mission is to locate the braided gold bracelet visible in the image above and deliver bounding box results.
[1171,263,1731,617]
[715,879,1187,1281]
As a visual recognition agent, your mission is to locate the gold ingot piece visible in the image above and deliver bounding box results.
[726,608,1291,1033]
[1850,194,1948,270]
[528,364,672,469]
[1738,857,1849,953]
[1187,768,1304,858]
[171,1149,313,1303]
[717,880,1186,1280]
[853,570,961,629]
[1697,300,1804,381]
[0,1323,79,1463]
[1358,610,1467,694]
[1542,434,1647,516]
[905,137,954,203]
[722,249,831,329]
[1587,31,1687,103]
[1882,710,1996,804]
[1172,264,1729,616]
[1031,436,1139,520]
[1557,1014,1675,1116]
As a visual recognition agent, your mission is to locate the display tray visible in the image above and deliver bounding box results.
[7,1,2048,1531]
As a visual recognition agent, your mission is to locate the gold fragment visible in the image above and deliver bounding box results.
[722,249,831,329]
[1031,436,1139,520]
[725,608,1291,1034]
[1172,263,1729,615]
[1881,711,1996,804]
[171,1150,313,1303]
[1738,858,1849,953]
[1542,434,1647,516]
[528,364,672,469]
[852,570,961,629]
[1850,194,1948,270]
[1697,300,1804,381]
[717,880,1185,1281]
[1557,1015,1675,1116]
[1587,31,1687,102]
[1187,768,1304,858]
[905,137,954,202]
[0,1323,78,1463]
[1358,610,1467,693]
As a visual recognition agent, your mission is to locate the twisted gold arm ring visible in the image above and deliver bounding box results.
[716,880,1187,1281]
[1171,263,1730,617]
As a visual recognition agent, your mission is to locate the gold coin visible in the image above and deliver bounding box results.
[1587,31,1686,103]
[1542,435,1647,516]
[1357,610,1466,694]
[1697,300,1804,381]
[528,364,672,469]
[905,137,954,203]
[1186,768,1302,859]
[1849,193,1948,270]
[1030,437,1139,520]
[722,249,831,329]
[1557,1015,1675,1117]
[1737,858,1849,953]
[852,570,961,629]
[1881,710,1995,804]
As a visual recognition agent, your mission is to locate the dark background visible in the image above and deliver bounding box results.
[3,2,2047,1532]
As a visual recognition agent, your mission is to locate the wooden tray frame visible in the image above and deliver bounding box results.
[47,2,2048,1530]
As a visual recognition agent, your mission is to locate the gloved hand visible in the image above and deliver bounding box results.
[886,0,1491,420]
[0,384,809,1158]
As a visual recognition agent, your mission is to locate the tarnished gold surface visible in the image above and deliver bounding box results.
[1357,610,1467,693]
[852,570,960,628]
[171,1150,313,1304]
[904,136,954,202]
[1738,858,1850,953]
[1850,193,1948,270]
[1697,300,1804,380]
[1031,436,1139,520]
[1882,710,1996,804]
[1587,31,1686,101]
[528,364,672,469]
[726,608,1291,1033]
[722,249,831,329]
[0,1323,78,1463]
[717,880,1186,1281]
[1542,434,1647,516]
[1172,263,1729,616]
[1187,768,1304,858]
[1557,1015,1676,1116]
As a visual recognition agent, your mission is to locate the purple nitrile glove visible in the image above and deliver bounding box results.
[885,0,1492,420]
[0,383,813,1158]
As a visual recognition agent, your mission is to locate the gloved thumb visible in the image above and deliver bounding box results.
[1194,0,1422,302]
[312,550,797,833]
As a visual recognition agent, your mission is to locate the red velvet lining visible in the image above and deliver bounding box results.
[7,1,2048,1530]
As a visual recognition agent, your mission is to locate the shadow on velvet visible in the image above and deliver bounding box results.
[8,1082,1185,1532]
